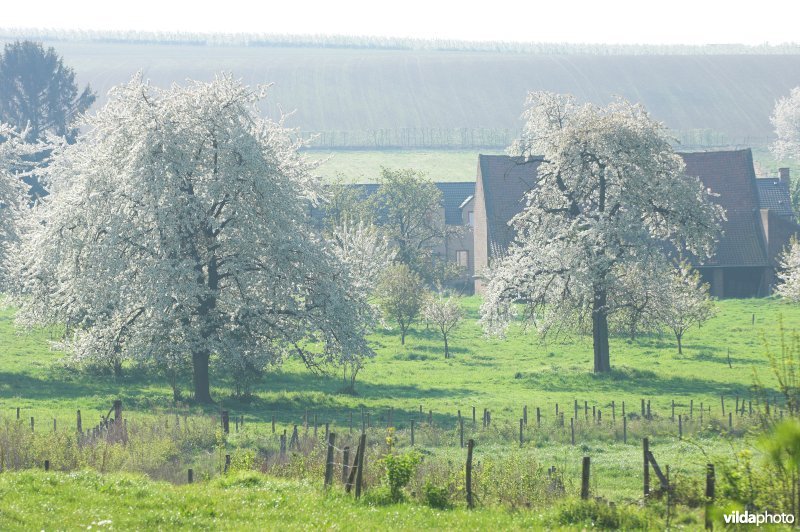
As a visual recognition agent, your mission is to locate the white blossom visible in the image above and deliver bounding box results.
[771,87,800,160]
[658,260,716,354]
[421,292,463,359]
[777,237,800,303]
[0,124,36,289]
[482,92,724,372]
[10,75,375,402]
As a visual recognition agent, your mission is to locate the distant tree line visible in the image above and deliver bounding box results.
[3,28,800,55]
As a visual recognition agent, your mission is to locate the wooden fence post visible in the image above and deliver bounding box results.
[623,416,627,444]
[324,432,336,489]
[460,417,465,449]
[114,400,122,423]
[472,406,476,428]
[188,469,193,483]
[77,410,82,433]
[30,417,34,432]
[690,399,694,419]
[221,410,229,434]
[570,418,575,446]
[342,447,350,484]
[647,400,651,420]
[581,456,590,500]
[523,406,527,426]
[44,460,50,471]
[272,415,276,433]
[678,415,683,440]
[574,399,578,420]
[466,438,475,509]
[728,412,732,430]
[705,464,715,530]
[53,418,57,432]
[16,407,20,420]
[612,400,616,423]
[519,419,523,447]
[355,433,366,499]
[641,399,645,417]
[536,407,541,426]
[671,400,675,422]
[224,454,230,473]
[643,438,650,498]
[720,395,725,416]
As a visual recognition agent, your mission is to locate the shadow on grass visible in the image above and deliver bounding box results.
[515,366,768,399]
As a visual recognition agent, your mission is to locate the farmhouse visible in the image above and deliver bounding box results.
[471,149,799,298]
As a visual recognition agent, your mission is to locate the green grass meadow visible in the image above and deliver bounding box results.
[0,296,798,529]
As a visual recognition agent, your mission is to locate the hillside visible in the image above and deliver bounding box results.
[6,39,800,148]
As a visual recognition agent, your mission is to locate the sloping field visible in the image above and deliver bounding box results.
[14,40,800,144]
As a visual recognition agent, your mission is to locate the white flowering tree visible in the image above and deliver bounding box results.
[422,292,463,358]
[771,87,800,215]
[481,92,723,373]
[658,260,716,354]
[777,237,800,303]
[0,124,36,290]
[11,75,375,402]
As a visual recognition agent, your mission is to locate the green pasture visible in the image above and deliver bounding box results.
[1,296,796,436]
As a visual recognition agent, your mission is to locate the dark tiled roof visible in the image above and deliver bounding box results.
[478,155,542,254]
[437,182,475,225]
[757,178,795,219]
[680,150,767,267]
[478,150,770,268]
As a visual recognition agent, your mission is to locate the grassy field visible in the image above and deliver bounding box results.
[308,147,800,184]
[3,297,797,423]
[308,149,500,182]
[1,297,798,528]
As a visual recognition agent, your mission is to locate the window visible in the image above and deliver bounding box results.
[467,211,475,227]
[456,250,469,268]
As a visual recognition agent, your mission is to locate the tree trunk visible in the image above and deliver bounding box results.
[676,333,683,355]
[192,350,213,403]
[443,334,449,359]
[400,327,406,345]
[592,285,611,373]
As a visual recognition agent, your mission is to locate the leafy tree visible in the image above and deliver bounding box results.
[370,168,445,282]
[377,263,425,345]
[10,75,375,403]
[0,41,95,144]
[422,292,463,358]
[480,92,723,372]
[324,176,374,228]
[777,237,800,303]
[771,87,800,217]
[658,260,716,354]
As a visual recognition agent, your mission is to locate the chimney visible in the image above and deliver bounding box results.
[779,167,790,188]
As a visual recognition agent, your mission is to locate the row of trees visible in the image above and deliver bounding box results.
[6,28,800,55]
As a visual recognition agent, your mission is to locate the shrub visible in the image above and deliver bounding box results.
[381,449,422,502]
[422,480,451,509]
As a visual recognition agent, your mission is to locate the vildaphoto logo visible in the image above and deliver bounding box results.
[723,511,795,526]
